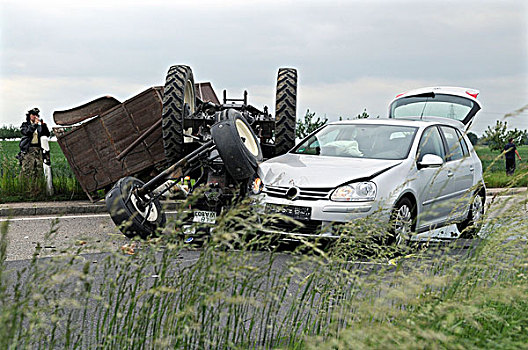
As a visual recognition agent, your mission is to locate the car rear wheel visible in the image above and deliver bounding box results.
[106,176,166,239]
[162,65,196,164]
[389,197,416,245]
[457,192,484,238]
[274,68,297,156]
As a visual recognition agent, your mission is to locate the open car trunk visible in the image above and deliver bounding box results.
[388,87,481,131]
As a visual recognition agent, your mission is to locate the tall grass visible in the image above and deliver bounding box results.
[476,145,528,187]
[0,141,84,202]
[0,189,527,349]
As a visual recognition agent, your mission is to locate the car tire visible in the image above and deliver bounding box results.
[457,192,484,238]
[274,68,297,156]
[162,65,196,164]
[211,109,263,181]
[106,176,166,239]
[389,197,416,245]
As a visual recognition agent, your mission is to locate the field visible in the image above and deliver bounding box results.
[0,140,84,202]
[475,145,528,188]
[1,141,527,203]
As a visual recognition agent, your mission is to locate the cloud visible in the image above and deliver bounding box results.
[0,76,146,125]
[1,0,527,136]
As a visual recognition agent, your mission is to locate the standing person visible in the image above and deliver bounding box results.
[504,138,522,176]
[19,108,50,183]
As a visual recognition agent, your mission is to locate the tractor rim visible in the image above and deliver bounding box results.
[235,119,259,157]
[184,79,195,114]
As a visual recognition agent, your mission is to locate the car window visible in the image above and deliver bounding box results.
[440,126,464,161]
[390,94,475,123]
[293,124,418,160]
[416,126,445,162]
[457,129,470,157]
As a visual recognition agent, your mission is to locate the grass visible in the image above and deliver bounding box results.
[0,140,85,202]
[1,141,527,203]
[0,191,527,349]
[475,145,528,188]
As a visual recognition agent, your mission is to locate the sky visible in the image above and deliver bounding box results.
[1,0,527,137]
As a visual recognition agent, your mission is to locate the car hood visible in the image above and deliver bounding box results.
[258,153,401,188]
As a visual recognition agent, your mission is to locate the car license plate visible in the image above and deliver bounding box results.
[266,204,311,221]
[193,211,217,224]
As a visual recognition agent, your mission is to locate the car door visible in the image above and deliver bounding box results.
[439,126,474,219]
[415,126,454,229]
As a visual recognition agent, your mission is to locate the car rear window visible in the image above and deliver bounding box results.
[390,94,475,123]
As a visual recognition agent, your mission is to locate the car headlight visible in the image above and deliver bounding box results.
[331,181,377,202]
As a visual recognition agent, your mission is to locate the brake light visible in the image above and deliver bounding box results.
[395,93,405,98]
[466,91,479,99]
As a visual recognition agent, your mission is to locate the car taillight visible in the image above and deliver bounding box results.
[466,91,479,99]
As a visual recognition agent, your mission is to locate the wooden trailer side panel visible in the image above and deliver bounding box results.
[55,87,166,198]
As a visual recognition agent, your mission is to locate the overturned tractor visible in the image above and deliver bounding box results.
[53,65,297,237]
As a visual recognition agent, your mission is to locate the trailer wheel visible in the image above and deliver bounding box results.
[106,176,166,239]
[274,68,297,156]
[162,65,196,164]
[211,109,263,181]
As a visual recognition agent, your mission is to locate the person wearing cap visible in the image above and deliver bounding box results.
[19,108,50,181]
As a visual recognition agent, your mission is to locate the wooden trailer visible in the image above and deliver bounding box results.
[53,84,219,201]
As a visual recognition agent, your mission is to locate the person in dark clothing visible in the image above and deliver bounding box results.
[19,108,50,180]
[504,138,522,176]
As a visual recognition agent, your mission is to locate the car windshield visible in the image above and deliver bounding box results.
[293,124,418,160]
[390,93,475,123]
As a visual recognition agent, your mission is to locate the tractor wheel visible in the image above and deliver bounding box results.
[211,109,263,181]
[105,176,166,239]
[274,68,297,156]
[162,65,196,164]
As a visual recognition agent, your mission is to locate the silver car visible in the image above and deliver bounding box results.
[255,87,485,242]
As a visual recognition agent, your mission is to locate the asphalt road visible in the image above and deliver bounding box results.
[2,194,524,262]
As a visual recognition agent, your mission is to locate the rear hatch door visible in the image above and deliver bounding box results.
[388,87,481,130]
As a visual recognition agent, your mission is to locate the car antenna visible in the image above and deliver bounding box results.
[419,98,429,120]
[419,92,435,120]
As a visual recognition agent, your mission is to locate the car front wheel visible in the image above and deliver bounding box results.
[389,197,416,245]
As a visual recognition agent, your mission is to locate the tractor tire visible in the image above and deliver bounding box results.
[211,109,263,181]
[274,68,297,156]
[106,176,166,239]
[162,65,196,164]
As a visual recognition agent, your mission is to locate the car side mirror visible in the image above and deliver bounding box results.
[417,154,444,169]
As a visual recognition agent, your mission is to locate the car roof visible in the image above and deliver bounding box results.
[328,117,455,129]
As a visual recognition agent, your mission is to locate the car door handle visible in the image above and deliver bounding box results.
[469,166,474,172]
[447,171,454,177]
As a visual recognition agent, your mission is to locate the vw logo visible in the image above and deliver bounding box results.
[286,186,300,200]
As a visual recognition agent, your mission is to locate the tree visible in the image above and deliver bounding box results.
[296,109,327,139]
[482,120,525,152]
[339,108,372,121]
[356,108,370,119]
[466,132,479,146]
[0,125,20,139]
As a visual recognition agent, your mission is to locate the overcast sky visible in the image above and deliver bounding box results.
[1,0,527,136]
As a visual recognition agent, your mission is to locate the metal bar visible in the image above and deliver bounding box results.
[116,118,162,160]
[136,140,214,196]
